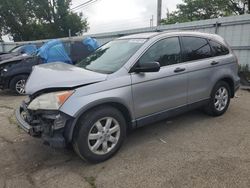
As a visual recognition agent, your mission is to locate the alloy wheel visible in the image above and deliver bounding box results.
[88,117,120,155]
[15,79,26,94]
[214,86,228,112]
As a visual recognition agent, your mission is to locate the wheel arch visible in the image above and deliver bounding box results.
[218,76,235,98]
[8,73,30,88]
[66,101,135,142]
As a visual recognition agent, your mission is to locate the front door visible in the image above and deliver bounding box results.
[131,37,188,121]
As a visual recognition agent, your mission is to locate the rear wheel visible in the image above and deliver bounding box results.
[204,81,231,116]
[73,106,126,163]
[9,75,28,95]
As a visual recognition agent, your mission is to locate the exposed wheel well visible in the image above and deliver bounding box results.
[220,77,235,97]
[8,73,29,88]
[70,102,133,142]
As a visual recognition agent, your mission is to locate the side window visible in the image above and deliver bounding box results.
[209,40,229,56]
[138,37,181,67]
[182,37,212,61]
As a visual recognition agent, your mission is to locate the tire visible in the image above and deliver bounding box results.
[204,81,231,116]
[9,75,28,95]
[72,105,127,163]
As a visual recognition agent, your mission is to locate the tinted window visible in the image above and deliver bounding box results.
[209,40,229,56]
[182,37,212,61]
[138,37,181,67]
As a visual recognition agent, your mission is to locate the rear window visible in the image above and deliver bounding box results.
[181,37,213,62]
[209,40,229,56]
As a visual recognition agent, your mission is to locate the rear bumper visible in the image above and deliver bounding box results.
[234,77,240,92]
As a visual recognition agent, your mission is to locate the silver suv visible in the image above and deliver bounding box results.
[16,31,240,163]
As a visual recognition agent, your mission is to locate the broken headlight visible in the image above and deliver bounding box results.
[28,90,74,110]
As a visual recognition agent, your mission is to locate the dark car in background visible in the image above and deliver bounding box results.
[0,37,99,94]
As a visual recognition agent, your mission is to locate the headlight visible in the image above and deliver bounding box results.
[0,67,7,73]
[28,90,74,110]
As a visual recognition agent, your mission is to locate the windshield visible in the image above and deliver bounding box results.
[9,45,38,55]
[76,39,146,74]
[9,46,23,53]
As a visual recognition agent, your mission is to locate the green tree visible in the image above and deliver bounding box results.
[0,0,88,41]
[249,0,250,12]
[162,0,249,25]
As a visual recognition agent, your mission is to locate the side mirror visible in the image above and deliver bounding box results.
[133,61,160,73]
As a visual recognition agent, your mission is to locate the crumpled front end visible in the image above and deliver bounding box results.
[15,98,74,148]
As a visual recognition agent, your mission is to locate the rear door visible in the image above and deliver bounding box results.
[181,36,214,104]
[131,37,188,119]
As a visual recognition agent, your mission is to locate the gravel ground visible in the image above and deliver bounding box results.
[0,89,249,188]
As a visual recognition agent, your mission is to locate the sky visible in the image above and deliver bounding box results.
[71,0,182,33]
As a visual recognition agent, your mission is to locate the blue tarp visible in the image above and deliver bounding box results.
[36,37,99,65]
[83,37,99,51]
[37,39,72,64]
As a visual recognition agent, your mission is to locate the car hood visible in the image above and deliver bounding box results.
[0,54,31,65]
[25,62,108,94]
[0,52,16,61]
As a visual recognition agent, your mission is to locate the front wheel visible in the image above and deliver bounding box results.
[9,75,28,95]
[204,81,231,116]
[73,106,127,163]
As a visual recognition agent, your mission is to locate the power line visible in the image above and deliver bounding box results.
[71,0,93,10]
[70,0,156,32]
[71,0,99,11]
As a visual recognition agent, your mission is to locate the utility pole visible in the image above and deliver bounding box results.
[157,0,162,26]
[68,29,71,38]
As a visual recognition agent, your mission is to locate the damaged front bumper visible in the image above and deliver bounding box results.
[15,101,74,148]
[15,106,32,133]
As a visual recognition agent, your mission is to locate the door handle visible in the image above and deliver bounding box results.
[174,67,186,73]
[211,61,219,65]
